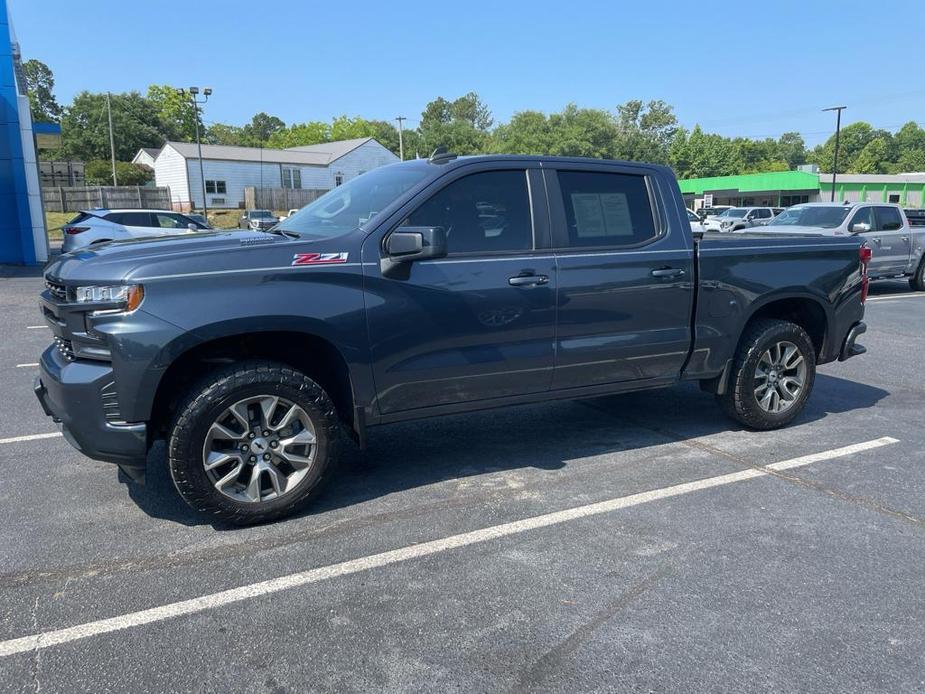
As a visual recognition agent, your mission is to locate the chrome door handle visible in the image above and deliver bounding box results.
[509,274,549,287]
[651,268,685,278]
[873,237,882,244]
[901,236,909,242]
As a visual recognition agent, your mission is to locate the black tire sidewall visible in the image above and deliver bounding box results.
[169,363,338,524]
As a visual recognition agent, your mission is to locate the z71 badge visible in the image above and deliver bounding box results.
[291,252,349,266]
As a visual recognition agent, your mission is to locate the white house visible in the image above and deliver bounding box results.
[142,137,398,210]
[131,147,160,170]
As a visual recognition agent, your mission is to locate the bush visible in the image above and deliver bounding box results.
[84,159,153,186]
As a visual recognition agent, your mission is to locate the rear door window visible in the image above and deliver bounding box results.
[113,212,154,227]
[874,206,904,231]
[405,170,533,255]
[154,213,188,229]
[554,171,658,248]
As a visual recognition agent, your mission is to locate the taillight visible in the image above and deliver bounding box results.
[859,245,872,304]
[64,226,90,235]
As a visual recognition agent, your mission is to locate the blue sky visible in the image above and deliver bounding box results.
[12,0,925,146]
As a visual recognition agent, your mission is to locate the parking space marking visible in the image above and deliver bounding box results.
[0,432,63,445]
[0,436,898,658]
[15,363,38,368]
[867,293,925,302]
[25,325,47,329]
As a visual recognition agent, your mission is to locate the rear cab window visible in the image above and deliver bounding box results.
[875,206,904,231]
[551,170,659,249]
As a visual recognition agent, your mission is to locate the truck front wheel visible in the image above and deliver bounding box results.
[909,257,925,291]
[717,319,816,430]
[168,360,340,524]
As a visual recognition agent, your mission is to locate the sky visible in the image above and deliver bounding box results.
[11,0,925,147]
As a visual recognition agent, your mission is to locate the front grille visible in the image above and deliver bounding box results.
[45,279,67,301]
[100,381,122,422]
[53,335,75,362]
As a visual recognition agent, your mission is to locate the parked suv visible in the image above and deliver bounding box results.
[765,202,925,290]
[239,209,279,230]
[703,206,777,232]
[36,156,869,524]
[61,209,208,252]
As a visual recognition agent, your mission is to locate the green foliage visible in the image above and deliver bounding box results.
[84,159,153,186]
[23,59,62,123]
[146,84,198,141]
[60,91,165,161]
[418,92,493,156]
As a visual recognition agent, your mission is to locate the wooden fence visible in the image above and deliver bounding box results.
[42,186,171,212]
[244,187,328,211]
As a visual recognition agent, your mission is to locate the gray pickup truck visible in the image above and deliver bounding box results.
[765,202,925,290]
[35,154,870,524]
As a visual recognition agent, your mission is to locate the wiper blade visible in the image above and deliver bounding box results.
[269,227,300,239]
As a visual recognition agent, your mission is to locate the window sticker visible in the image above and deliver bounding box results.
[571,193,634,238]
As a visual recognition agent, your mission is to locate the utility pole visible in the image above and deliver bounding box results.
[395,116,406,161]
[822,106,846,202]
[106,92,118,186]
[183,87,212,217]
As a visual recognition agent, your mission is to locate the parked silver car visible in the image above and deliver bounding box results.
[239,209,279,231]
[703,206,779,232]
[61,209,208,253]
[764,202,925,290]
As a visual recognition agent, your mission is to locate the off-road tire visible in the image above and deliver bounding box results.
[168,360,340,525]
[717,319,816,430]
[909,257,925,291]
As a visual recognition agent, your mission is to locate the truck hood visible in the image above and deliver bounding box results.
[46,230,293,283]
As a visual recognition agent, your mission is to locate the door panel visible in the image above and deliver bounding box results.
[545,167,694,389]
[362,167,556,415]
[858,206,909,275]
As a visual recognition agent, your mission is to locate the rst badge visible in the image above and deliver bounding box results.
[291,252,349,266]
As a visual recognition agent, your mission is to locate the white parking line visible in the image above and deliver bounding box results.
[25,325,48,329]
[867,293,925,302]
[15,363,39,368]
[0,432,63,445]
[0,436,898,658]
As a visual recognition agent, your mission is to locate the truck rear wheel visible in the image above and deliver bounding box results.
[168,360,340,525]
[910,257,925,291]
[717,319,816,430]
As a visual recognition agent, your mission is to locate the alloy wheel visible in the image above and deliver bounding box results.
[202,395,317,503]
[753,340,807,414]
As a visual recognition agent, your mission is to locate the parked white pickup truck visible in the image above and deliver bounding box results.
[764,202,925,290]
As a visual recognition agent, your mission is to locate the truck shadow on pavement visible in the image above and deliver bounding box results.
[124,373,888,528]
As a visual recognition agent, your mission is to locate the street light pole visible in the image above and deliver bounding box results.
[182,87,212,217]
[822,106,846,202]
[395,116,406,161]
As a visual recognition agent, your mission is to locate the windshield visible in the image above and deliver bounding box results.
[722,208,748,218]
[768,206,850,229]
[278,165,431,240]
[250,210,274,219]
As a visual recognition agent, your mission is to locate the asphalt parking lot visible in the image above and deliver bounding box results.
[1,268,924,693]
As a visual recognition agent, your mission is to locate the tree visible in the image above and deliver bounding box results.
[60,91,165,161]
[242,112,286,145]
[84,159,153,185]
[777,132,807,169]
[809,122,882,173]
[853,136,894,174]
[419,92,493,155]
[669,126,743,178]
[265,120,329,148]
[22,59,62,123]
[206,123,248,146]
[613,99,678,163]
[146,84,198,141]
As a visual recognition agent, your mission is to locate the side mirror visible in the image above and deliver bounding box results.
[850,222,871,233]
[187,223,198,231]
[382,226,447,277]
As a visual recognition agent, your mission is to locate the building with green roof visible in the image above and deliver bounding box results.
[679,169,925,210]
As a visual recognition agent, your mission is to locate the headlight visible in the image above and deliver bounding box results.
[75,284,144,311]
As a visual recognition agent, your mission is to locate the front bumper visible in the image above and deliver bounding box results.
[839,321,867,361]
[34,346,147,476]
